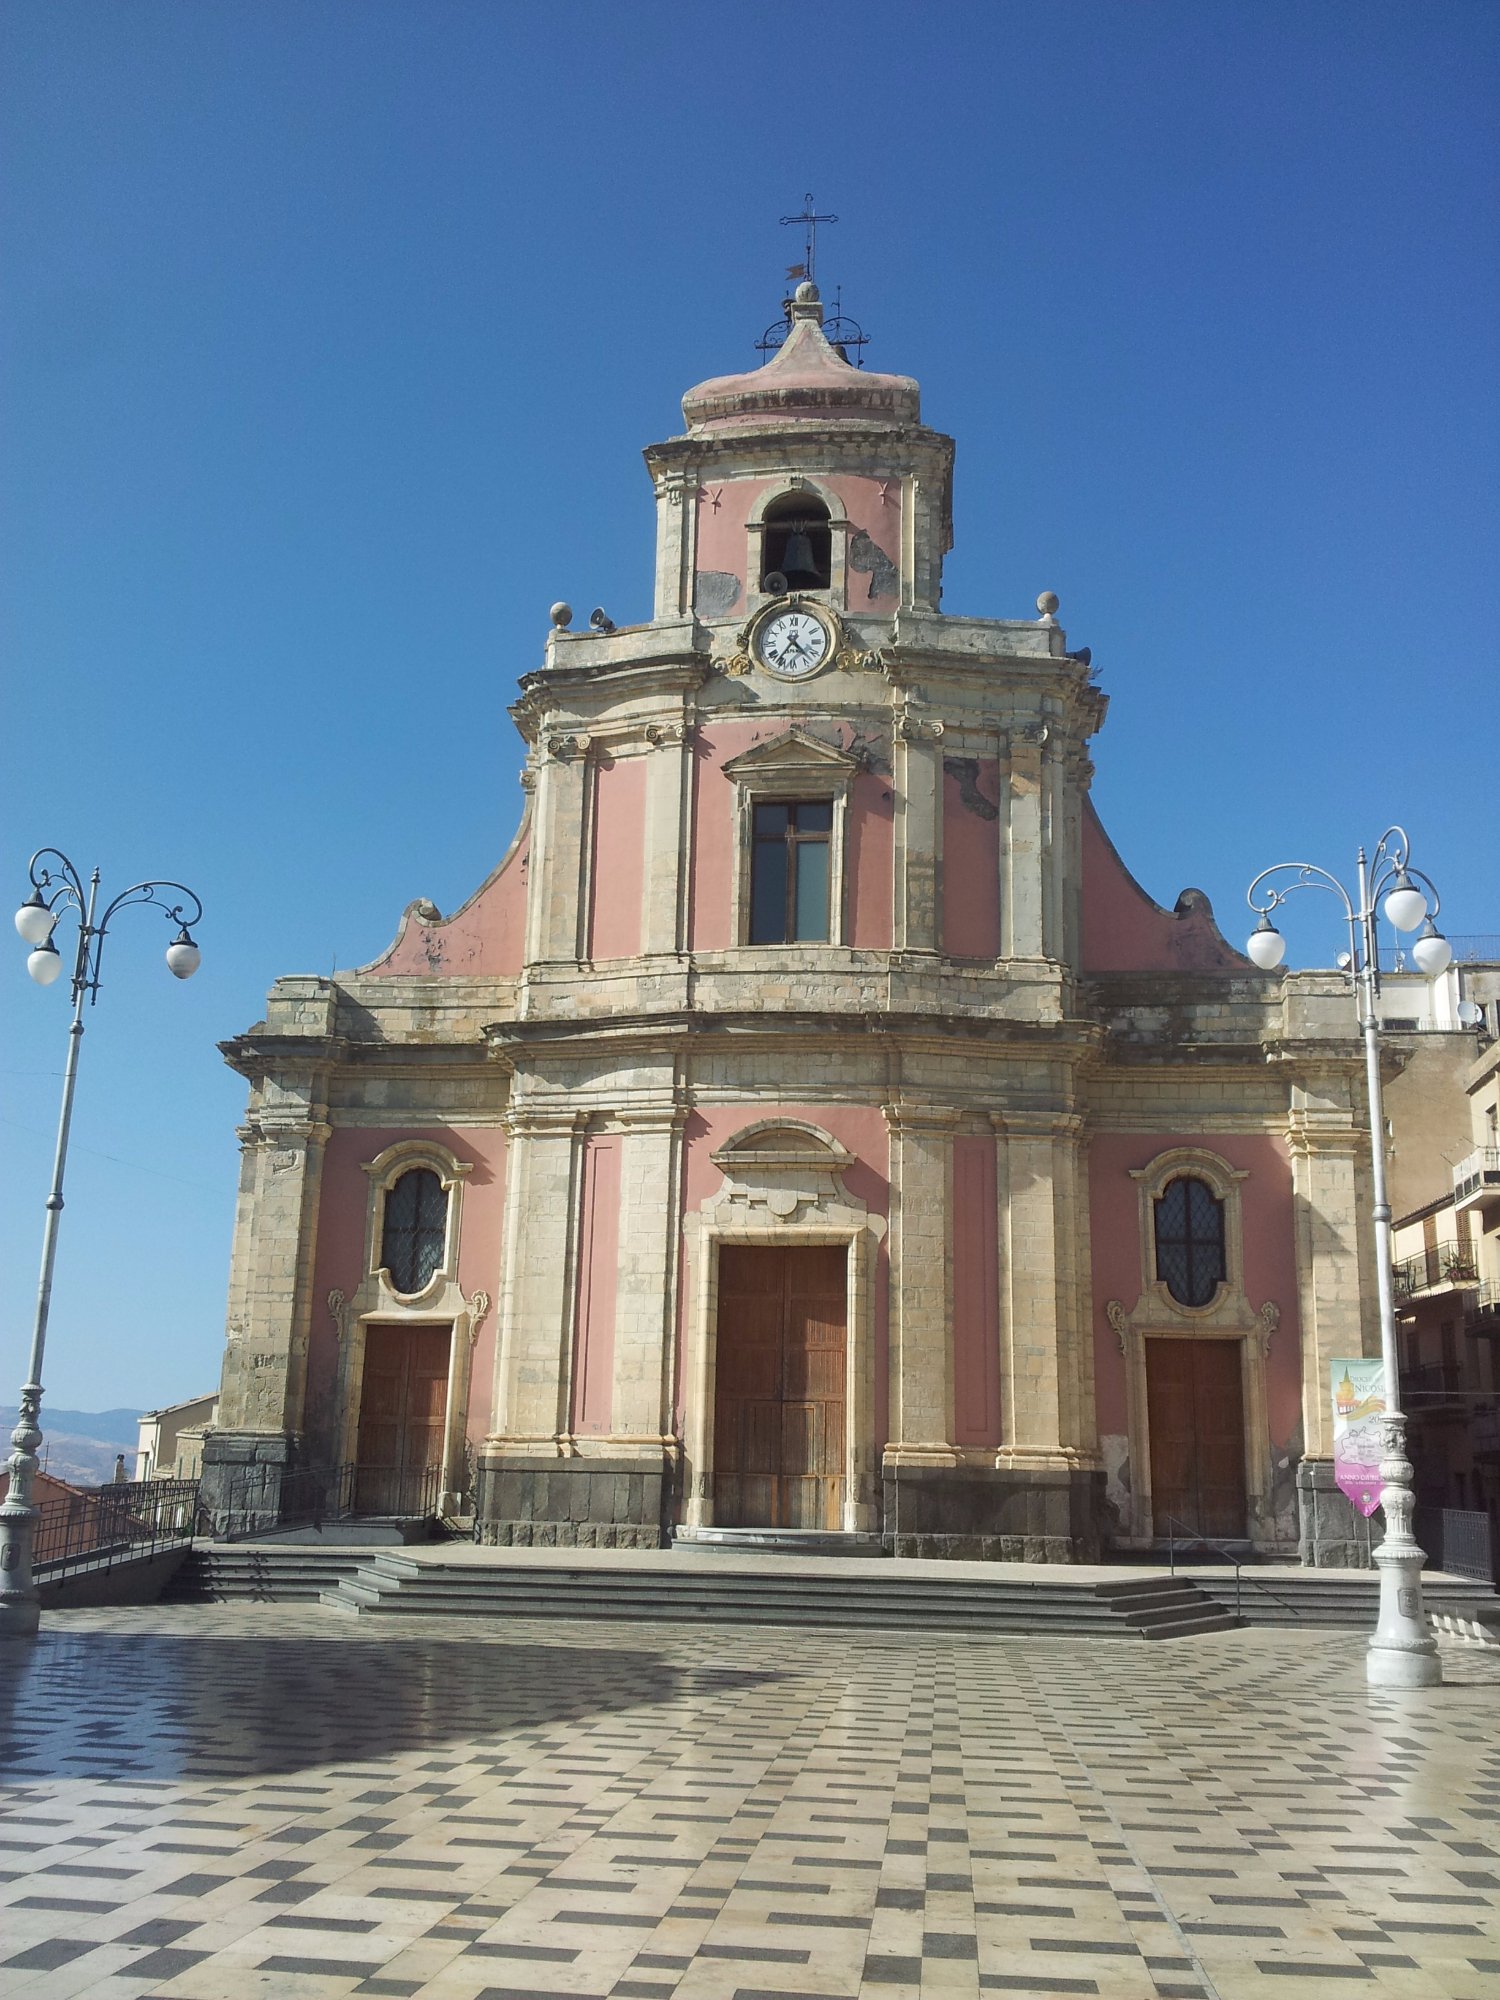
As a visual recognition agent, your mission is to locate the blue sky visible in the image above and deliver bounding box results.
[2,1,1496,1413]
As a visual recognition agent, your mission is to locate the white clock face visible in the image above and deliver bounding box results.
[758,609,830,678]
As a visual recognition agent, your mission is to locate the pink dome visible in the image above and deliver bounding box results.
[683,287,920,433]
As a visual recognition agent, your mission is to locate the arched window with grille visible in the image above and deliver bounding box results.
[1153,1176,1226,1307]
[380,1168,448,1295]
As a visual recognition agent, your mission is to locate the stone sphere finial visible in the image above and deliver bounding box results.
[1036,591,1060,619]
[794,280,820,304]
[549,601,573,630]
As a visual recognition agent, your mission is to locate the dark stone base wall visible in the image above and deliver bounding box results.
[199,1431,301,1539]
[1297,1458,1375,1567]
[880,1464,1105,1563]
[474,1453,672,1550]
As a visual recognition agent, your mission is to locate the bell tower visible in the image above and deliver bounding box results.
[645,281,955,629]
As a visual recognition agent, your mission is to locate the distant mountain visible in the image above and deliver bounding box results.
[37,1407,143,1447]
[39,1432,124,1487]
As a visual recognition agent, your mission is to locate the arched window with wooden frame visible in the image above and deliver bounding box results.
[1153,1175,1227,1308]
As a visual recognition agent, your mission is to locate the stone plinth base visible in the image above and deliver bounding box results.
[1297,1458,1374,1567]
[881,1463,1104,1563]
[199,1431,299,1539]
[475,1451,671,1550]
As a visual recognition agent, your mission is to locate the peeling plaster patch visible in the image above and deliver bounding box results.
[943,756,999,820]
[1101,1433,1131,1533]
[849,529,898,600]
[693,569,741,616]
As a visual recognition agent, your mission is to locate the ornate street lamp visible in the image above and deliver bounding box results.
[1247,827,1450,1689]
[0,849,204,1636]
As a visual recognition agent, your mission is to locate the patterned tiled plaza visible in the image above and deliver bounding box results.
[2,1606,1498,2000]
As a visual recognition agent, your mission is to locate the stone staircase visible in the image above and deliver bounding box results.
[1190,1567,1500,1642]
[309,1553,1234,1640]
[162,1544,1500,1644]
[163,1545,365,1603]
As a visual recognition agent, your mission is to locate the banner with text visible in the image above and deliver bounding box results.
[1331,1358,1386,1517]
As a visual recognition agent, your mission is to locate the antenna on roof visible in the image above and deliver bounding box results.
[755,195,870,366]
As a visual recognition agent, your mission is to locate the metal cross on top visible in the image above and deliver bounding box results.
[780,193,838,284]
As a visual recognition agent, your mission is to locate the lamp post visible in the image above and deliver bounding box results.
[1246,827,1450,1689]
[0,849,203,1637]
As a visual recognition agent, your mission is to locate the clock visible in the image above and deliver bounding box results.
[753,604,835,680]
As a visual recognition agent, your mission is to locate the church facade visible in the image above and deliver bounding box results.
[204,284,1381,1564]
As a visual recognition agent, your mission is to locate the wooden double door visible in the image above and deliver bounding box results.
[355,1324,450,1515]
[714,1245,847,1531]
[1146,1336,1248,1540]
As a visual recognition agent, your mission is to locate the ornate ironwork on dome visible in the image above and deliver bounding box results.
[682,284,921,433]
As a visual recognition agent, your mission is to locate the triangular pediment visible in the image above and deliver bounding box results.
[721,727,862,782]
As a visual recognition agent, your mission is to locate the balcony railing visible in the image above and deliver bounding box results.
[1400,1362,1466,1403]
[1464,1282,1500,1335]
[1393,1242,1480,1299]
[1454,1148,1500,1208]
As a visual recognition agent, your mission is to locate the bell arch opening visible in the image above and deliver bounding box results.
[760,492,832,592]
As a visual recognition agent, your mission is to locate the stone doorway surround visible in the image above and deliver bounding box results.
[681,1119,886,1538]
[329,1137,489,1516]
[1106,1145,1281,1551]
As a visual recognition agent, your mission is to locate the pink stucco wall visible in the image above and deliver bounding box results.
[572,1137,621,1435]
[1080,801,1248,973]
[304,1124,508,1454]
[359,823,530,977]
[589,755,645,961]
[692,474,902,612]
[1089,1131,1302,1448]
[952,1134,1002,1446]
[690,720,893,951]
[677,1104,892,1443]
[847,768,894,949]
[942,760,1001,960]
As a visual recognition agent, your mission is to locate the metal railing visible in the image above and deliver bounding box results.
[1454,1149,1500,1205]
[31,1476,200,1584]
[1414,1505,1495,1584]
[1159,1514,1302,1622]
[212,1458,442,1539]
[1464,1282,1500,1334]
[1393,1242,1480,1299]
[1401,1362,1466,1401]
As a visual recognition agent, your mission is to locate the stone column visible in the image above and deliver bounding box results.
[884,1105,957,1459]
[489,1106,584,1446]
[640,724,692,957]
[893,713,942,954]
[523,736,590,969]
[1288,1082,1379,1565]
[652,470,698,621]
[992,1108,1101,1559]
[1001,728,1046,960]
[202,1079,331,1533]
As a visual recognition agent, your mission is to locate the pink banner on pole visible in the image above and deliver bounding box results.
[1331,1358,1386,1517]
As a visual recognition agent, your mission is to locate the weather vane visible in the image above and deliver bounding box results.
[756,193,870,367]
[780,192,838,286]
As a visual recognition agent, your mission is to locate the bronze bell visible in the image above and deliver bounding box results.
[782,525,817,578]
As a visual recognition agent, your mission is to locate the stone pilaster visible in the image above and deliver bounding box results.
[652,468,698,621]
[523,736,590,968]
[610,1106,687,1445]
[640,723,692,956]
[1001,729,1046,959]
[883,1104,957,1463]
[893,714,942,954]
[202,1075,330,1531]
[1288,1076,1379,1565]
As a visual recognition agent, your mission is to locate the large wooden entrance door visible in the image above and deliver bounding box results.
[355,1324,450,1514]
[1146,1337,1247,1539]
[714,1245,846,1530]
